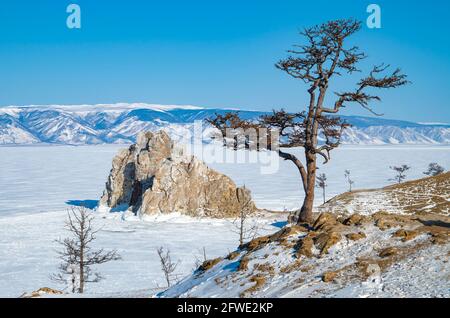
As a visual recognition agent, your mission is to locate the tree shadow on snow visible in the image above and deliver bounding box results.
[66,200,99,210]
[223,261,240,272]
[271,221,288,228]
[417,219,450,228]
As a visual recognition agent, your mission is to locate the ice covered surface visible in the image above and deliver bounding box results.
[0,144,449,297]
[0,209,281,297]
[0,145,449,216]
[0,145,122,216]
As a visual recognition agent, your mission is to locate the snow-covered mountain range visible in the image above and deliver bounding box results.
[0,103,449,145]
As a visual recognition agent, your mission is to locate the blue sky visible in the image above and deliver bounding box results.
[0,0,449,122]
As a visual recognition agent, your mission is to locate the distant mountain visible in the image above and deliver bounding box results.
[0,103,449,145]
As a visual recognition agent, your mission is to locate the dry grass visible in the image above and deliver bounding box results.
[322,271,338,282]
[392,229,419,242]
[321,172,450,216]
[225,192,449,297]
[346,232,366,241]
[280,259,302,274]
[240,274,266,297]
[242,224,307,252]
[253,262,275,275]
[238,256,250,271]
[200,174,450,298]
[198,257,222,272]
[294,232,316,258]
[226,251,240,260]
[384,172,450,214]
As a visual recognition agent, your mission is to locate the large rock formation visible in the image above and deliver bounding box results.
[99,130,255,218]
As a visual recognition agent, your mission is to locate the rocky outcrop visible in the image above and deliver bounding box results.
[20,287,63,298]
[99,130,255,218]
[159,211,450,298]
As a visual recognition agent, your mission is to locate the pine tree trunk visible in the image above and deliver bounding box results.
[297,156,316,224]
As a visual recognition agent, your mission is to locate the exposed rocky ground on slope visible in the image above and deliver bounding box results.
[320,172,450,216]
[160,211,449,298]
[160,173,450,298]
[20,287,63,298]
[99,130,255,218]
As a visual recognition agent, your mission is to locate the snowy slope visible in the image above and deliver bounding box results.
[158,173,450,299]
[159,222,449,298]
[0,114,39,144]
[0,103,449,145]
[319,172,450,216]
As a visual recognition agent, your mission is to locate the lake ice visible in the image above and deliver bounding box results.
[0,144,448,297]
[0,144,448,216]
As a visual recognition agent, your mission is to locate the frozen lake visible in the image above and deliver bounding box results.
[0,144,449,216]
[0,144,448,297]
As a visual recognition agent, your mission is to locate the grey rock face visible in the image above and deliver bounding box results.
[100,130,255,218]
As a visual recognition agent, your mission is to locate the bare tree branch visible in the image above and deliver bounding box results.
[52,206,121,293]
[157,247,180,288]
[209,18,408,224]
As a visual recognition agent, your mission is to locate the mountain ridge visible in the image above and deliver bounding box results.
[1,103,449,145]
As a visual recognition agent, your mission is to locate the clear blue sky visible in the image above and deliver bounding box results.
[1,0,449,122]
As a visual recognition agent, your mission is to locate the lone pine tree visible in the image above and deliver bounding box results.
[208,19,408,223]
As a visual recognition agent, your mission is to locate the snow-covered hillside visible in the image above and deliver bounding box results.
[0,103,449,145]
[320,172,450,216]
[159,171,450,298]
[159,213,450,298]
